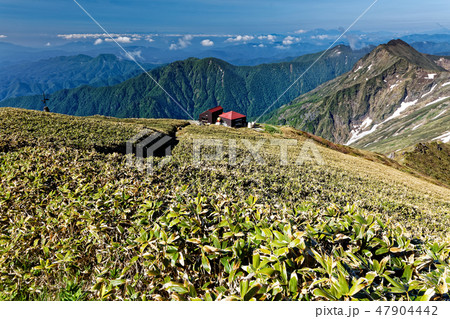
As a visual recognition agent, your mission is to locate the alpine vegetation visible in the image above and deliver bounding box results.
[1,108,449,301]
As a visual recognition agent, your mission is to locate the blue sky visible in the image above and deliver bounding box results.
[1,0,449,45]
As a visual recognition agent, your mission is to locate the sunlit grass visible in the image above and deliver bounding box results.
[0,108,449,300]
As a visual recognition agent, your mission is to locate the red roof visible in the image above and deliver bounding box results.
[208,106,223,113]
[220,111,246,120]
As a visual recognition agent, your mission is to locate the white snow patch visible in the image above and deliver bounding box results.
[345,124,380,145]
[421,84,437,98]
[354,65,363,72]
[382,99,418,124]
[390,84,399,90]
[361,117,373,129]
[368,64,373,71]
[442,81,450,87]
[425,74,437,80]
[432,131,450,143]
[425,96,450,107]
[411,123,424,131]
[345,99,419,145]
[432,109,447,120]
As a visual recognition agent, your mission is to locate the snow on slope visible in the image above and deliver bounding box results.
[345,123,380,146]
[346,99,419,145]
[422,85,437,98]
[426,97,450,107]
[432,109,447,120]
[381,99,418,124]
[432,131,450,143]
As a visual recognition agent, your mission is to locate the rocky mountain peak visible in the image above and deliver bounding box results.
[272,40,450,152]
[386,39,411,48]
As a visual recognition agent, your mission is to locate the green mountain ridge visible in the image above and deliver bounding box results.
[0,54,159,101]
[0,46,371,119]
[270,40,450,153]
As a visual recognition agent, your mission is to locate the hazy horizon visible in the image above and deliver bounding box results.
[1,0,450,47]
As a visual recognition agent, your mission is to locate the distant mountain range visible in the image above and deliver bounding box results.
[0,42,68,67]
[0,45,371,119]
[410,41,450,56]
[269,39,450,154]
[0,54,158,101]
[2,31,450,66]
[0,38,348,67]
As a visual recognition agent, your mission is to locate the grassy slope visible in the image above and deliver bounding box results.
[1,108,450,301]
[394,142,450,187]
[0,107,189,153]
[179,124,450,235]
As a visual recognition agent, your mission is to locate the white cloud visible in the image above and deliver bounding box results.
[46,42,51,46]
[58,33,148,44]
[295,29,307,34]
[257,35,276,43]
[267,34,276,42]
[154,33,235,38]
[311,34,335,40]
[58,33,105,40]
[170,35,194,50]
[225,35,254,43]
[201,39,214,47]
[105,36,132,44]
[0,35,7,39]
[124,50,143,61]
[282,36,300,46]
[275,45,290,50]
